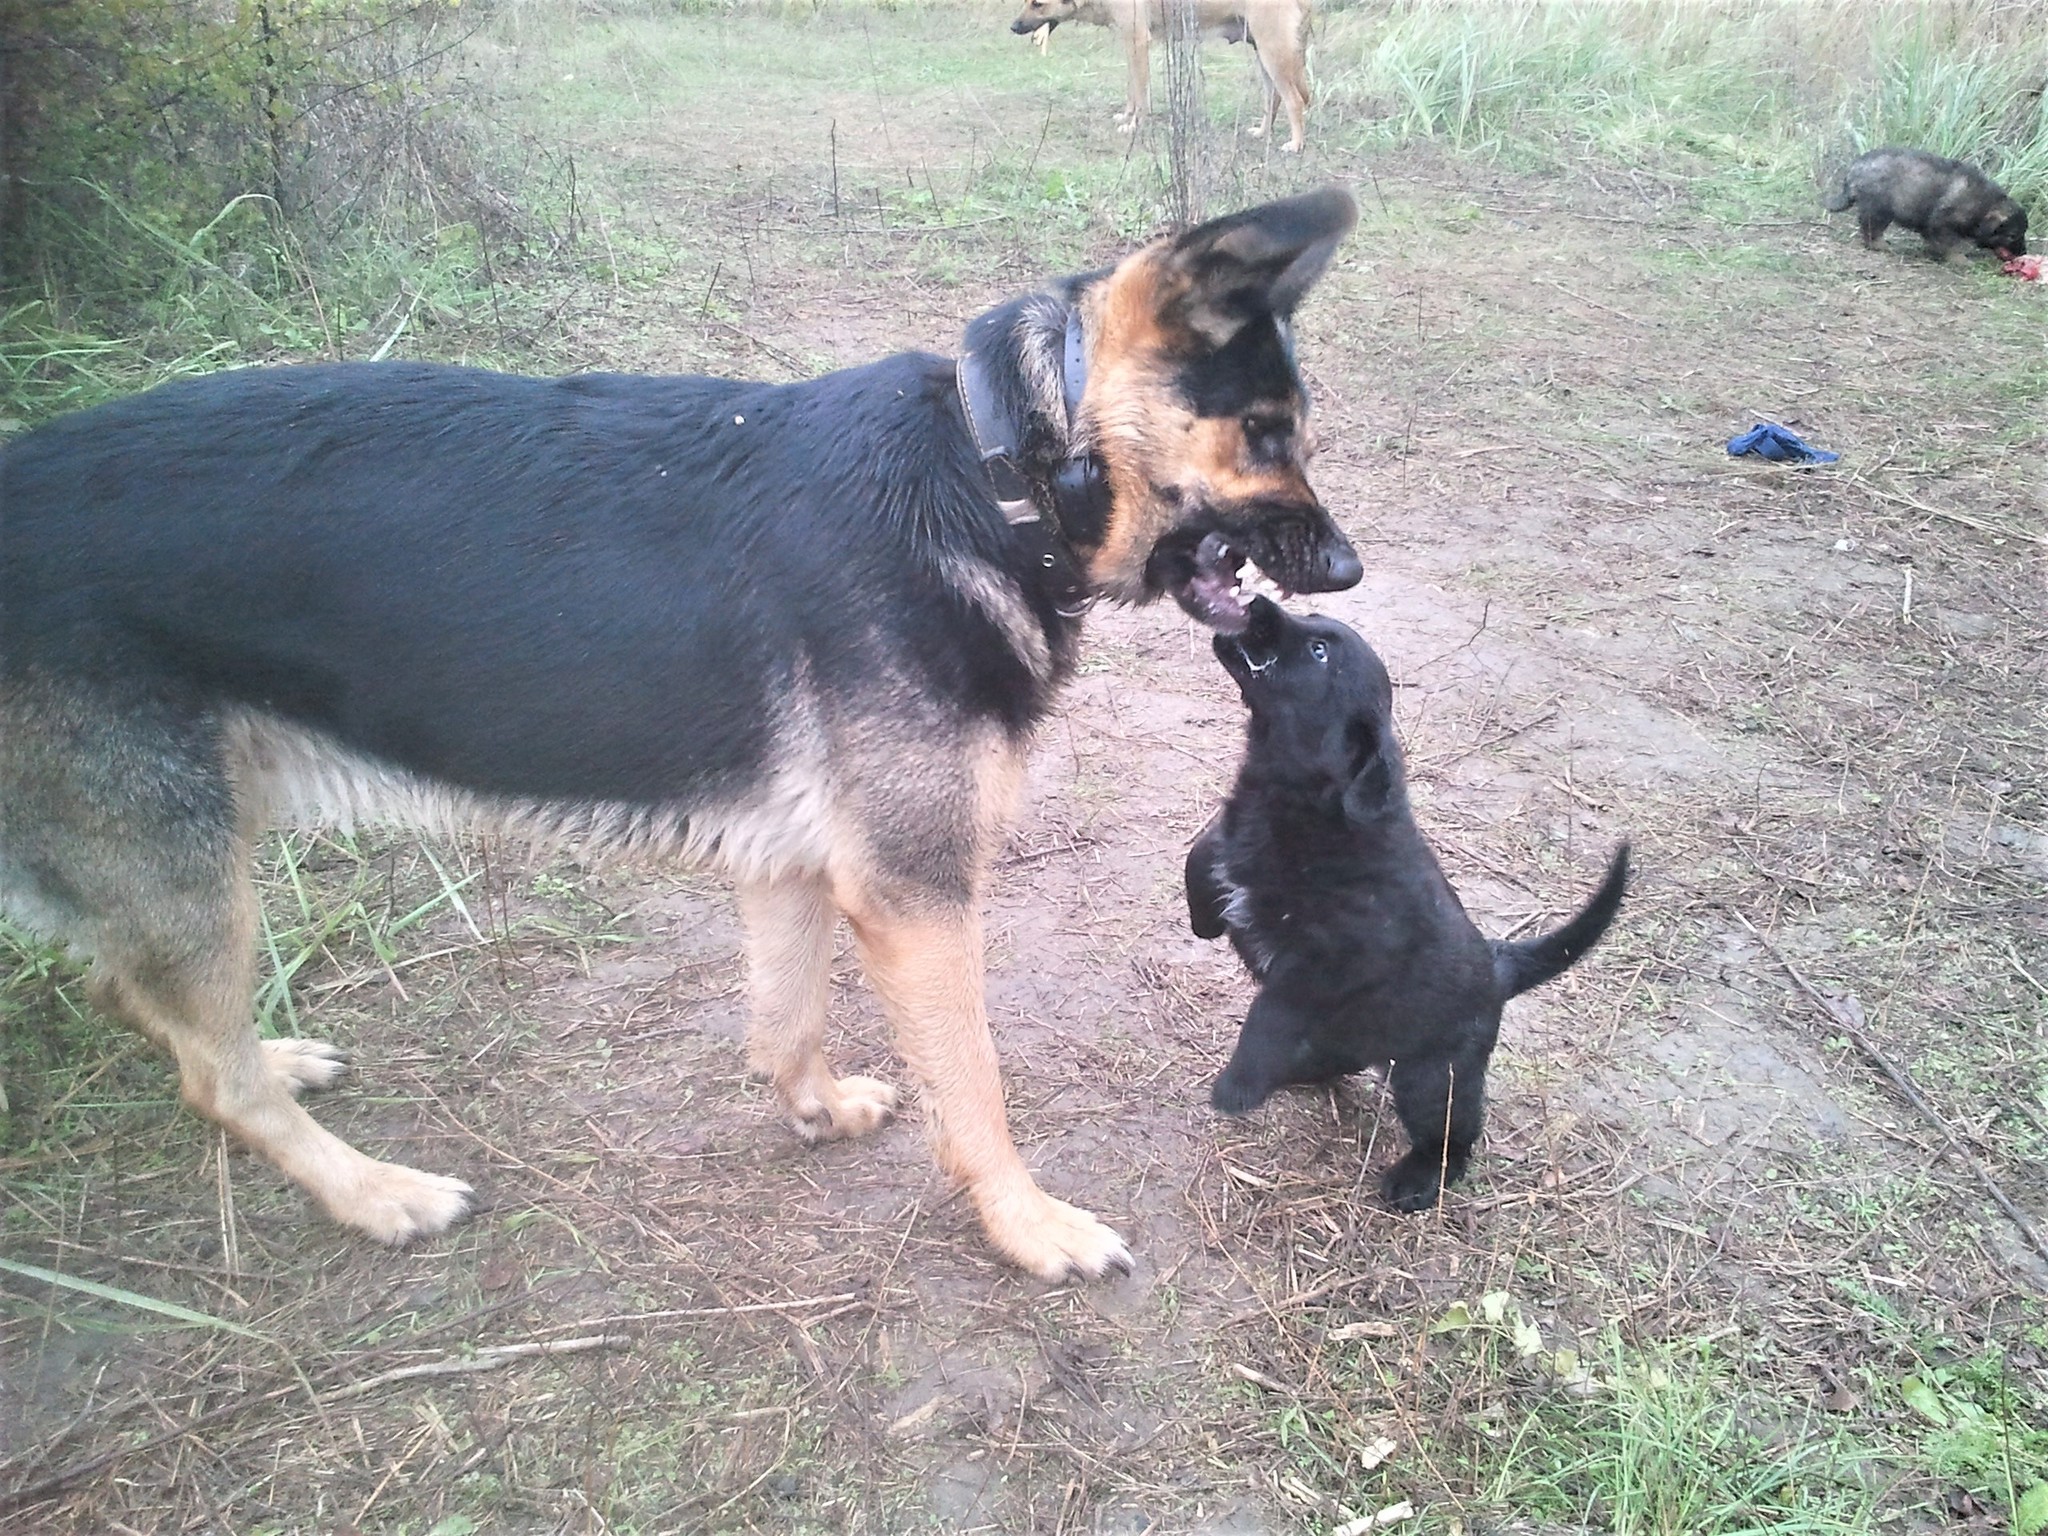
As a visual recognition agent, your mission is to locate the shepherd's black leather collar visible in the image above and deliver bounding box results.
[954,307,1090,530]
[954,307,1096,618]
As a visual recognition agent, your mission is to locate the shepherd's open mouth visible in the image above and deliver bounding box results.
[1176,530,1288,635]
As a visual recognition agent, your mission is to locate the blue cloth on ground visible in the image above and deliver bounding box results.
[1727,422,1839,464]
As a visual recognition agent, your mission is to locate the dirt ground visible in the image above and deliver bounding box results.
[2,8,2044,1533]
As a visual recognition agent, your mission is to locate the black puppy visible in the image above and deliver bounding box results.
[1187,596,1629,1210]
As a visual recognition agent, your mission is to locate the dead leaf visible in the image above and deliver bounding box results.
[1329,1320,1399,1341]
[887,1395,950,1436]
[478,1254,523,1292]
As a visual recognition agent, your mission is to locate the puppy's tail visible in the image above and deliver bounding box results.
[1491,843,1630,999]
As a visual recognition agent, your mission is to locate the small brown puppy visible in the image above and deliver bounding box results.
[1825,147,2029,262]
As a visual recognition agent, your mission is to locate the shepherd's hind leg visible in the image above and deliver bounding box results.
[741,872,898,1142]
[2,689,469,1243]
[89,868,470,1243]
[263,1037,350,1095]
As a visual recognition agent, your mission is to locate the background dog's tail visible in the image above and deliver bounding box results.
[1491,842,1630,999]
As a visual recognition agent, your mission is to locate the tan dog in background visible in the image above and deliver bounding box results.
[1010,0,1313,153]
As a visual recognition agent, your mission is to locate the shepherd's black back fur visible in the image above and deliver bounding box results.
[4,356,1079,809]
[1188,596,1628,1210]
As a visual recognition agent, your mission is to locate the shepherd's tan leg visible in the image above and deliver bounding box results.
[740,871,897,1141]
[92,870,469,1244]
[844,901,1130,1281]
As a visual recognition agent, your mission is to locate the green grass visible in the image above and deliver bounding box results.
[1313,0,2048,212]
[1479,1342,1875,1534]
[9,0,2044,428]
[1278,1289,2047,1535]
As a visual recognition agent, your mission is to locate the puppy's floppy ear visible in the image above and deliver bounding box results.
[1159,187,1359,346]
[1338,714,1398,823]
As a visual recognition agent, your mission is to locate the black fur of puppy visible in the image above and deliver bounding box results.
[1824,146,2028,261]
[1187,597,1629,1210]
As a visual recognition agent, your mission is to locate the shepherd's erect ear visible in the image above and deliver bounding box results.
[1159,187,1359,346]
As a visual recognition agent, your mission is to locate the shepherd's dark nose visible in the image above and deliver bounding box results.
[1321,542,1362,588]
[1010,15,1036,31]
[1291,503,1362,592]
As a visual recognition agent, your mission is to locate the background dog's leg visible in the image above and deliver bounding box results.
[1926,231,1969,264]
[1248,47,1278,139]
[1281,71,1308,153]
[740,871,898,1141]
[1122,24,1152,130]
[847,903,1131,1280]
[90,860,471,1244]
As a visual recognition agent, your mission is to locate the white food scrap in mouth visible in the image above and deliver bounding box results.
[1181,531,1289,633]
[1236,557,1286,602]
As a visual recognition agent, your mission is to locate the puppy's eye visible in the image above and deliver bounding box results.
[1309,640,1329,663]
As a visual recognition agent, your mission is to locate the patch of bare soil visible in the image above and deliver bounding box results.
[2,13,2043,1533]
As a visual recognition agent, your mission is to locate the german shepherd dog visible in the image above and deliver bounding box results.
[1010,0,1313,154]
[1187,597,1628,1209]
[0,190,1362,1280]
[1825,147,2029,262]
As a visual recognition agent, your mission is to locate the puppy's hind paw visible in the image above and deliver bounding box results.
[1380,1147,1468,1213]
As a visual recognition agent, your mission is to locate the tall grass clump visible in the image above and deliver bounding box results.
[1839,11,2048,205]
[1315,1,2048,209]
[1318,1,1814,157]
[0,0,575,424]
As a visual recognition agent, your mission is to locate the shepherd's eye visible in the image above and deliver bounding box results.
[1309,640,1329,663]
[1242,416,1287,457]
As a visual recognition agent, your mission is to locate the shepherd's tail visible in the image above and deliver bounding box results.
[1491,843,1630,999]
